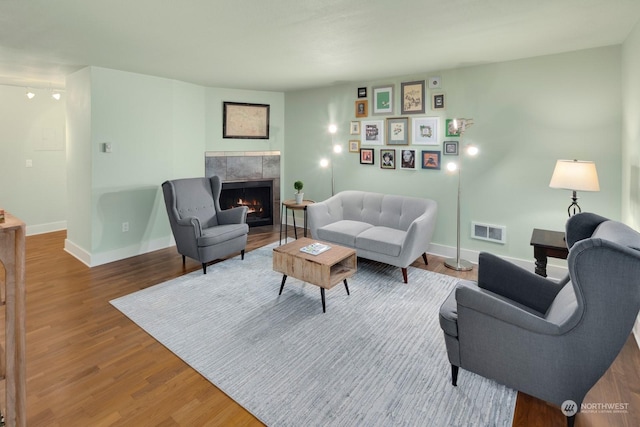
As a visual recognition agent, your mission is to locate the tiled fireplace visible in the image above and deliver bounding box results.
[205,151,281,227]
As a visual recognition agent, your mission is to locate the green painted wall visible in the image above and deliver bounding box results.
[65,66,284,265]
[285,46,622,263]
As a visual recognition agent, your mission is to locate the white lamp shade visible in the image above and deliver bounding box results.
[549,160,600,192]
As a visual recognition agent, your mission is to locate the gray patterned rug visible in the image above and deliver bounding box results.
[111,242,515,426]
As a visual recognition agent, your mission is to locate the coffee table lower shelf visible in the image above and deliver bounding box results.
[272,238,357,313]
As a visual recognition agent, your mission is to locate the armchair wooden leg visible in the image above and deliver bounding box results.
[202,263,207,274]
[241,249,245,260]
[422,253,428,265]
[401,267,408,283]
[451,365,459,386]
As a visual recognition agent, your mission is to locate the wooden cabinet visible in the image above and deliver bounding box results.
[0,212,26,427]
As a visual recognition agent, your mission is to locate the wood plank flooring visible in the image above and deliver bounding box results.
[11,226,640,426]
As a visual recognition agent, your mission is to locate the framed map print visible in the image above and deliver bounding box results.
[223,102,270,139]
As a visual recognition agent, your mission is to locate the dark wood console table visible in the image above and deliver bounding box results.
[530,228,569,277]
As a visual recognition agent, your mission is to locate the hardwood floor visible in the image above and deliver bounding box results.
[12,226,640,426]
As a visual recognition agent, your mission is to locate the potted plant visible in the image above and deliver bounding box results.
[294,180,304,204]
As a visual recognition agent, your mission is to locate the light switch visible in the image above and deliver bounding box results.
[103,143,112,153]
[26,159,33,167]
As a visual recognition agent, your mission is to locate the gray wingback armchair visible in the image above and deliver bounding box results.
[439,213,640,427]
[162,176,249,274]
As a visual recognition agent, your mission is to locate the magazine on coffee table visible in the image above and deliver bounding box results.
[299,242,331,255]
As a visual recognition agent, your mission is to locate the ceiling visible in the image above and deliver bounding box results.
[1,0,640,92]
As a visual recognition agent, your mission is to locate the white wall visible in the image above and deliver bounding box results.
[0,85,67,234]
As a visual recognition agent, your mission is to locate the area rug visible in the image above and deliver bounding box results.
[111,242,515,426]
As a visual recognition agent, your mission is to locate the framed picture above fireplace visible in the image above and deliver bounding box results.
[223,102,270,139]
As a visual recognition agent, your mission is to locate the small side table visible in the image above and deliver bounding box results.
[530,228,569,277]
[280,199,315,245]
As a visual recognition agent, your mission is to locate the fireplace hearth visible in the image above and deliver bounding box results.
[220,180,273,227]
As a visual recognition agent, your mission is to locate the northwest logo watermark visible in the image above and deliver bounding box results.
[562,400,629,416]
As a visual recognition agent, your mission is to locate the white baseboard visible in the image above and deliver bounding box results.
[427,242,568,281]
[65,235,175,267]
[26,221,67,236]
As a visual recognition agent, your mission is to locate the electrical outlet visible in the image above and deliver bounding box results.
[122,222,129,232]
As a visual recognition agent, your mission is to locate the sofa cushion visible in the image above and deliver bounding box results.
[316,220,373,247]
[198,223,249,246]
[355,226,405,257]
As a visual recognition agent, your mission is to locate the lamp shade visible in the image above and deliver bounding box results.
[549,160,600,192]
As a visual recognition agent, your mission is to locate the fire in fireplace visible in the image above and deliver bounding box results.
[220,180,273,227]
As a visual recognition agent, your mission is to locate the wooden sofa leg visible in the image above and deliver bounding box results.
[422,253,428,265]
[401,267,408,283]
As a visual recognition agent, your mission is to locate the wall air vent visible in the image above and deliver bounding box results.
[471,222,507,244]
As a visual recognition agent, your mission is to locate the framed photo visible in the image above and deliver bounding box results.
[386,117,409,145]
[350,121,360,135]
[401,80,425,114]
[349,140,360,153]
[380,149,396,169]
[443,141,459,155]
[360,120,384,145]
[432,93,445,110]
[421,150,441,170]
[360,148,375,165]
[358,87,367,98]
[355,100,368,118]
[446,119,461,137]
[399,149,417,170]
[412,117,438,145]
[372,85,394,115]
[222,102,270,139]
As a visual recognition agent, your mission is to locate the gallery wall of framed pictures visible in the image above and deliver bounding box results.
[348,77,461,172]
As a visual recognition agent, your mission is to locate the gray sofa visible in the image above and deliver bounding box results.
[439,212,640,427]
[307,190,438,283]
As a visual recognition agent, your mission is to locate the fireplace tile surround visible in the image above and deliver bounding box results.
[205,151,281,226]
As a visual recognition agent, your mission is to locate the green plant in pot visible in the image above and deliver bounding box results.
[294,180,304,204]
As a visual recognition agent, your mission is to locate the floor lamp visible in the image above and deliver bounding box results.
[444,119,477,271]
[320,124,341,196]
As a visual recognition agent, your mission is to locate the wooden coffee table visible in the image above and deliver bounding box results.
[272,237,357,313]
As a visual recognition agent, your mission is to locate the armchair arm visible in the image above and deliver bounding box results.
[456,285,564,335]
[217,206,248,225]
[176,216,203,238]
[477,252,562,314]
